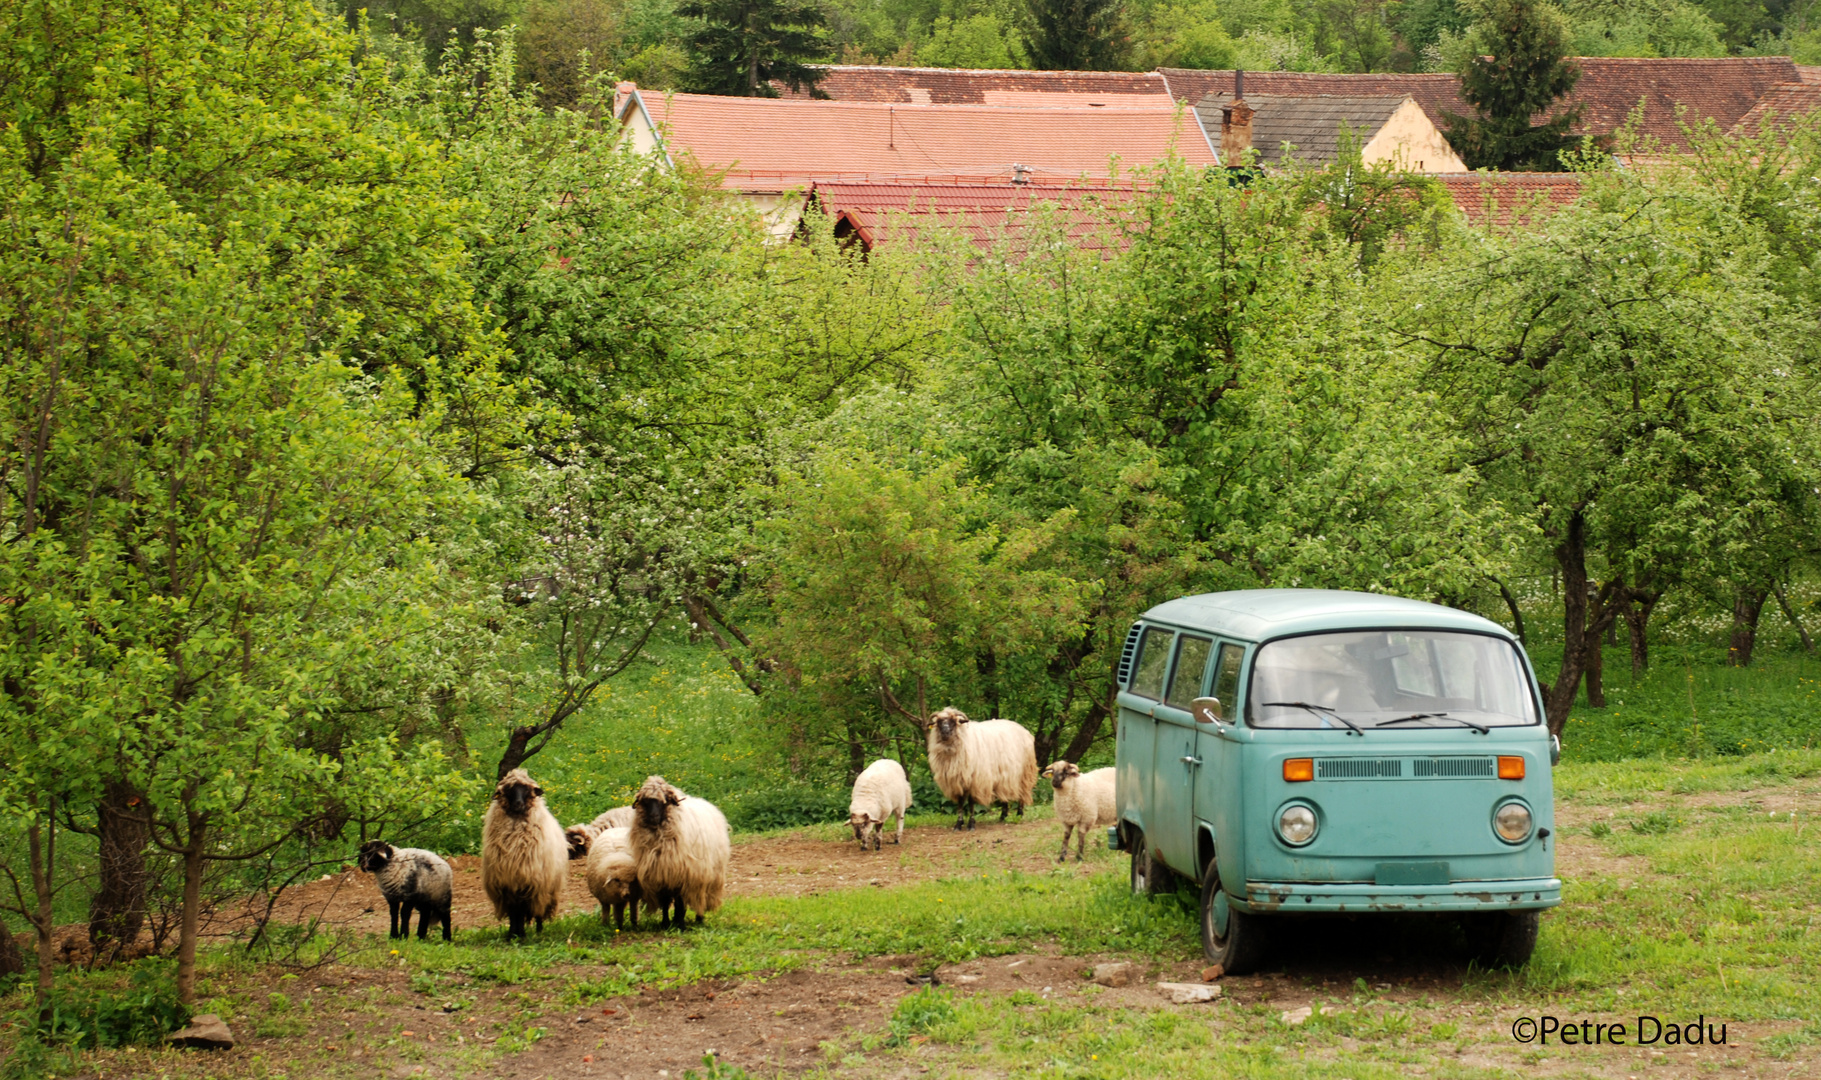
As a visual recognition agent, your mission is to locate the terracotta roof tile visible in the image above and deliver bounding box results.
[1795,64,1821,84]
[1730,82,1821,135]
[779,65,1171,104]
[1434,172,1583,229]
[1161,69,1470,132]
[809,179,1141,251]
[631,91,1218,189]
[1193,92,1411,164]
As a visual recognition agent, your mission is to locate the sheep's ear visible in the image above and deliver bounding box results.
[665,787,682,805]
[532,785,543,797]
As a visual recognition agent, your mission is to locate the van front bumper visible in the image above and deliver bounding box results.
[1238,877,1562,914]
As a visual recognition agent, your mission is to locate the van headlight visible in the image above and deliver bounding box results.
[1494,800,1534,844]
[1278,804,1317,846]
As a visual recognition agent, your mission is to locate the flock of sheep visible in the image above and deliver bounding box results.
[354,708,1118,941]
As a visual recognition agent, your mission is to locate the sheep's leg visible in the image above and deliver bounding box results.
[508,910,526,940]
[534,915,545,935]
[1058,824,1073,863]
[387,898,402,939]
[967,802,977,830]
[440,908,452,942]
[415,905,431,940]
[894,810,904,845]
[998,801,1011,823]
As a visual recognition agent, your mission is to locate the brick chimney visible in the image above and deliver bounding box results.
[613,81,637,118]
[1221,70,1253,165]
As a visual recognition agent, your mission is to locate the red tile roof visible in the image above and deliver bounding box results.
[627,91,1218,189]
[1434,172,1583,229]
[779,66,1172,104]
[1730,82,1821,136]
[1797,65,1821,85]
[809,179,1142,251]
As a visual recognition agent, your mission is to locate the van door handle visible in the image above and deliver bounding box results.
[1181,756,1202,766]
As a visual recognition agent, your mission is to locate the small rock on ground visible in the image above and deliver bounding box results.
[1091,962,1134,988]
[1157,981,1223,1004]
[1201,963,1225,982]
[167,1014,234,1050]
[1280,1005,1331,1026]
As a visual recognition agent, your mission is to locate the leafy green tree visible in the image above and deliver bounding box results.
[678,0,829,95]
[1023,0,1132,69]
[1311,0,1398,71]
[0,0,501,1005]
[918,13,1029,67]
[1402,170,1815,733]
[1441,0,1586,170]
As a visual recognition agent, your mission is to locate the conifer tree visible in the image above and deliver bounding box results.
[679,0,828,96]
[1023,0,1131,70]
[1441,0,1585,170]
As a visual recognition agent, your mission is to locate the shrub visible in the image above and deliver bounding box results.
[33,960,191,1048]
[890,986,957,1041]
[721,785,850,831]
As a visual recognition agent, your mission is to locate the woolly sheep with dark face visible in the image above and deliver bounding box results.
[480,769,568,940]
[925,707,1038,831]
[565,806,636,860]
[357,841,454,941]
[629,776,730,931]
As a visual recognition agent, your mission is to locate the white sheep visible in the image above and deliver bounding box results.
[848,758,912,851]
[629,775,731,931]
[481,768,568,939]
[357,841,454,941]
[564,806,636,860]
[925,707,1038,831]
[584,826,641,931]
[1042,762,1117,862]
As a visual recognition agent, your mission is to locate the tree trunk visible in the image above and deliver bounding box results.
[1583,585,1611,707]
[1622,589,1657,678]
[1728,587,1768,667]
[89,779,150,960]
[496,726,536,782]
[26,812,55,1022]
[1543,512,1590,737]
[1772,582,1814,654]
[177,819,207,1007]
[847,719,866,779]
[1495,578,1527,645]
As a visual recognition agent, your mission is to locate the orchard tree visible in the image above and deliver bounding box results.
[1401,170,1814,735]
[0,0,503,1005]
[1440,0,1585,170]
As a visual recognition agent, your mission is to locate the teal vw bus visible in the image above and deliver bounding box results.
[1112,590,1560,973]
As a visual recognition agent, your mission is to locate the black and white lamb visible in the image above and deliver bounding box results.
[356,840,454,941]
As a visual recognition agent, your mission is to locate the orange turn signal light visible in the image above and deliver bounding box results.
[1497,756,1526,780]
[1283,758,1314,782]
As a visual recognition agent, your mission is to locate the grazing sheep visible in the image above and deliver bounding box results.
[564,806,637,860]
[356,841,454,941]
[1042,762,1117,862]
[481,769,568,940]
[584,826,641,931]
[629,776,731,931]
[848,759,912,851]
[925,707,1038,831]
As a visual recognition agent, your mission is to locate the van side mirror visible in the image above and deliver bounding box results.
[1191,696,1225,725]
[1550,734,1561,766]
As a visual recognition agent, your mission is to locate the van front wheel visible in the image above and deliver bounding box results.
[1128,830,1175,897]
[1200,860,1268,975]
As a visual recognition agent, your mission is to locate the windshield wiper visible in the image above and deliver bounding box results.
[1261,701,1365,737]
[1376,712,1489,735]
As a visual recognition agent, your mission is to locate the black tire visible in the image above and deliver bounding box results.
[1128,829,1176,897]
[1199,859,1269,975]
[1463,911,1540,969]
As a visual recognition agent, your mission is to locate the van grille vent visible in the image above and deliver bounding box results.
[1413,757,1495,778]
[1316,758,1403,779]
[1116,622,1144,688]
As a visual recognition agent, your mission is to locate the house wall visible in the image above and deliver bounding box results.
[1362,100,1467,173]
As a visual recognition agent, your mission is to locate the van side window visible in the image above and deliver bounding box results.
[1130,627,1174,699]
[1165,636,1213,708]
[1212,643,1244,719]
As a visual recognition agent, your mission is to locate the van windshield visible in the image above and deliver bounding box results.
[1248,630,1538,730]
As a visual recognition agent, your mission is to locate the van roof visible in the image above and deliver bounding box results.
[1142,589,1514,642]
